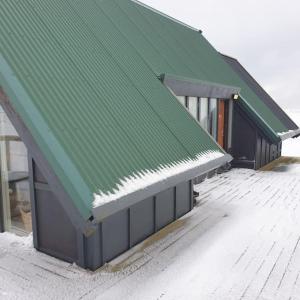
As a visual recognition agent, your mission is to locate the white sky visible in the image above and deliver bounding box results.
[140,0,300,109]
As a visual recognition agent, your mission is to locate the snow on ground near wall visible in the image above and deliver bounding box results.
[93,150,224,207]
[2,160,300,299]
[282,109,300,157]
[0,110,299,300]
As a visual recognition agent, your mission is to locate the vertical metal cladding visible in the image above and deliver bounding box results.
[85,180,193,270]
[231,102,281,170]
[30,152,193,270]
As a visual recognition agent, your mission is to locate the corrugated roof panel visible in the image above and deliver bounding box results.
[120,0,289,135]
[0,0,225,218]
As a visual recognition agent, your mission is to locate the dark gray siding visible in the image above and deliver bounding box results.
[231,103,256,169]
[130,197,155,247]
[176,182,192,218]
[85,181,192,270]
[231,102,281,170]
[31,162,193,271]
[102,210,129,263]
[222,54,298,130]
[32,161,79,263]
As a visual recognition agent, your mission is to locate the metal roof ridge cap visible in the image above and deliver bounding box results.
[219,52,239,62]
[131,0,201,33]
[92,153,232,221]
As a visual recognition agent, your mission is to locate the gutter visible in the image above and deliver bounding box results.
[92,153,232,222]
[278,129,300,141]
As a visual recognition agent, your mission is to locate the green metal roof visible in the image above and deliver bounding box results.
[0,0,226,220]
[114,0,288,137]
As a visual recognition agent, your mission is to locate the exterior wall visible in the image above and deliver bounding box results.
[255,137,282,170]
[231,103,281,170]
[231,103,257,169]
[30,160,79,263]
[83,180,193,271]
[30,158,193,271]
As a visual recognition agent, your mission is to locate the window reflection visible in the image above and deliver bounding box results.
[199,98,208,131]
[0,107,31,235]
[209,98,218,140]
[188,97,198,120]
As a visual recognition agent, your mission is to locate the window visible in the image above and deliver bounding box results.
[199,98,209,131]
[0,106,31,235]
[177,94,232,150]
[209,98,218,140]
[188,97,198,120]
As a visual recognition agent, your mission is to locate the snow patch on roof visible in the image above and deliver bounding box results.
[278,130,294,136]
[93,150,224,208]
[278,129,300,140]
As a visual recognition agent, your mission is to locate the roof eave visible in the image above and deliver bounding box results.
[237,96,281,144]
[160,73,241,99]
[92,153,232,222]
[279,129,300,141]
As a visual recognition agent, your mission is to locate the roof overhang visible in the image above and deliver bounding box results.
[236,96,281,144]
[92,153,232,222]
[279,129,300,141]
[160,73,241,99]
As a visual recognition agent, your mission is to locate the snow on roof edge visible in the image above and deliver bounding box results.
[278,129,300,141]
[93,150,224,208]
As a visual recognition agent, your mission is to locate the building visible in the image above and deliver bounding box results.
[221,54,299,169]
[0,0,298,270]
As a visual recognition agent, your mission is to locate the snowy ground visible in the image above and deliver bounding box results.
[282,109,300,156]
[0,111,300,300]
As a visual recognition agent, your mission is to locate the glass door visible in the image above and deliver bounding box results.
[0,106,31,235]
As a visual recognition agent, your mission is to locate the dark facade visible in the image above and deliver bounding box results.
[0,89,198,270]
[230,102,282,170]
[29,159,193,270]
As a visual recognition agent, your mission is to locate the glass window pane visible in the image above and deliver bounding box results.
[209,98,218,140]
[177,96,186,107]
[199,98,208,131]
[0,106,31,235]
[188,97,198,120]
[227,100,233,149]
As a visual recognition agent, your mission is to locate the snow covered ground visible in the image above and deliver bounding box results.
[0,110,300,300]
[282,109,300,156]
